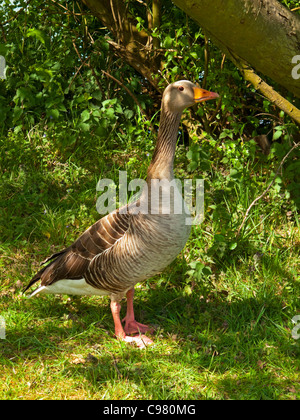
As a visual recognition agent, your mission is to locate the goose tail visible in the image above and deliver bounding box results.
[23,250,66,296]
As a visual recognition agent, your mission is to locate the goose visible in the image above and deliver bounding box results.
[24,80,219,348]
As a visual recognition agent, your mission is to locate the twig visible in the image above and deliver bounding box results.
[68,56,89,90]
[202,35,209,89]
[208,54,225,124]
[49,0,90,17]
[220,53,226,71]
[254,113,283,123]
[88,61,105,98]
[236,141,300,237]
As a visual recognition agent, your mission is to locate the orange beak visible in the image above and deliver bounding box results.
[193,86,219,102]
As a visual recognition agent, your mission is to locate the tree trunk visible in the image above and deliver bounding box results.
[171,0,300,98]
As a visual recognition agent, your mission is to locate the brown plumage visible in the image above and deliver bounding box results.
[24,81,219,348]
[25,208,131,293]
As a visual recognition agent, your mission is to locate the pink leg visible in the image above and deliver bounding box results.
[122,288,154,335]
[110,299,153,349]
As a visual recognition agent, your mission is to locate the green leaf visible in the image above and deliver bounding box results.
[14,87,27,101]
[78,122,90,132]
[219,130,233,140]
[14,124,23,133]
[95,125,108,137]
[164,35,173,49]
[57,103,67,112]
[214,234,225,242]
[115,103,123,114]
[273,130,282,140]
[171,66,179,75]
[105,107,115,119]
[0,43,8,56]
[189,261,198,269]
[26,28,46,45]
[102,98,117,108]
[230,169,242,179]
[124,109,134,119]
[186,150,194,160]
[176,28,183,38]
[81,109,90,122]
[13,107,23,121]
[46,109,59,119]
[202,266,212,276]
[184,285,193,296]
[91,109,101,118]
[187,161,198,172]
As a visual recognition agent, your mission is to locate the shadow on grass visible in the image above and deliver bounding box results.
[1,280,299,399]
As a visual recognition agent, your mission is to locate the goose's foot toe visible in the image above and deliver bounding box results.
[122,334,154,349]
[123,319,154,335]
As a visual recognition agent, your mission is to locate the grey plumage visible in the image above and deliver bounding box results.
[24,80,219,346]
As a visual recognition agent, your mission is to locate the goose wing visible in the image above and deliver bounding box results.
[24,208,131,292]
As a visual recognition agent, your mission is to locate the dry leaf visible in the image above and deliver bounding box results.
[70,354,85,365]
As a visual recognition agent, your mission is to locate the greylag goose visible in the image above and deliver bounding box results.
[24,80,219,348]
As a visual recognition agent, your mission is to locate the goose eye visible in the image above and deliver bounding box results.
[178,86,184,91]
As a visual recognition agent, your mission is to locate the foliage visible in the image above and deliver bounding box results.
[0,0,299,400]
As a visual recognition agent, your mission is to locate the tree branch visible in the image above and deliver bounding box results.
[236,140,300,237]
[172,0,300,98]
[80,0,163,90]
[229,52,300,125]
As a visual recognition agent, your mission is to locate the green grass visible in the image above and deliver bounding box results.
[1,256,299,400]
[0,129,299,400]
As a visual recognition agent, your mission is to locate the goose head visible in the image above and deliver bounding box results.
[162,80,219,114]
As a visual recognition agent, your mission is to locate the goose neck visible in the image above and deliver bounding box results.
[147,107,182,180]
